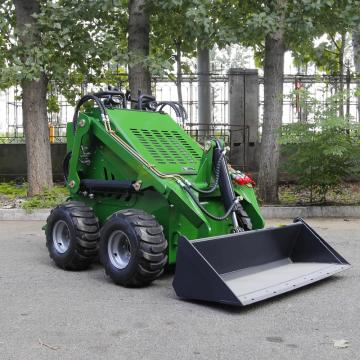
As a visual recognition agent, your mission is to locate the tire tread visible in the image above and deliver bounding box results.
[46,201,100,270]
[102,208,167,287]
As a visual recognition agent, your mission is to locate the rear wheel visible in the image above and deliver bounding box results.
[236,205,252,231]
[100,209,168,287]
[62,151,71,182]
[46,201,100,270]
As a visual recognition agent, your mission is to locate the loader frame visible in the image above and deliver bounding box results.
[65,108,264,264]
[44,92,350,306]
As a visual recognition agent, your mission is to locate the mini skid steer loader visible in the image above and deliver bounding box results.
[45,90,350,306]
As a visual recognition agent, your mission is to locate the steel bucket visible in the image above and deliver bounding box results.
[173,219,350,306]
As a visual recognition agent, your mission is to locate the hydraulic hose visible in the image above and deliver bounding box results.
[157,101,187,124]
[179,180,239,221]
[72,94,108,133]
[187,151,225,194]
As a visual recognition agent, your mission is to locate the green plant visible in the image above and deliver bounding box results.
[278,186,298,205]
[0,182,28,199]
[281,90,360,203]
[21,187,68,212]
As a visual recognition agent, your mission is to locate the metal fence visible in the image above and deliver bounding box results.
[1,72,359,145]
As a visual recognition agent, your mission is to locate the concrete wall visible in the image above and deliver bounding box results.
[228,68,260,171]
[0,144,67,181]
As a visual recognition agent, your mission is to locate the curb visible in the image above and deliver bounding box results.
[0,209,51,221]
[1,206,360,221]
[261,206,360,219]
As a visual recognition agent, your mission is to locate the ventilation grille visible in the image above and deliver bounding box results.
[130,128,201,166]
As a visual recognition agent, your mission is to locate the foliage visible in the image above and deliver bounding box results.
[150,0,221,79]
[0,182,67,210]
[293,34,350,75]
[0,181,27,198]
[21,186,67,211]
[47,94,60,114]
[291,1,360,81]
[281,90,360,203]
[1,0,359,92]
[278,183,360,205]
[0,0,127,102]
[210,44,253,71]
[217,0,360,67]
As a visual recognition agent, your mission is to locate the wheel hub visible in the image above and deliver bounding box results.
[108,230,131,269]
[52,220,71,254]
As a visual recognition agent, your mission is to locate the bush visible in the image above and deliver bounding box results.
[22,187,68,211]
[281,90,360,203]
[0,182,27,198]
[0,182,67,210]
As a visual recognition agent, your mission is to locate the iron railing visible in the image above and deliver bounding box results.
[1,72,359,145]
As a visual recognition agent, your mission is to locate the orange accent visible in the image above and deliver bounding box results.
[48,124,55,144]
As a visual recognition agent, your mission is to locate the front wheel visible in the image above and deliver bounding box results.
[100,209,168,287]
[46,201,100,270]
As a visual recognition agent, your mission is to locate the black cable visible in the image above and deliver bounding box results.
[158,102,181,118]
[138,94,156,110]
[177,102,188,122]
[188,151,225,194]
[72,94,107,133]
[157,101,187,124]
[182,182,238,221]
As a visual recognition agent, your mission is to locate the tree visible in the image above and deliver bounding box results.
[128,0,151,97]
[35,0,127,104]
[152,0,222,129]
[219,0,360,203]
[151,0,197,104]
[229,0,288,203]
[292,1,360,116]
[352,29,360,119]
[13,0,53,196]
[281,90,360,203]
[0,0,126,194]
[258,0,287,203]
[189,1,218,132]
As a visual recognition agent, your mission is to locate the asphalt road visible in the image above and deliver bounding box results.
[0,219,358,360]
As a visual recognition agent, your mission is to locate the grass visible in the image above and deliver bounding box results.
[0,182,28,198]
[22,187,68,211]
[0,182,68,210]
[278,182,360,205]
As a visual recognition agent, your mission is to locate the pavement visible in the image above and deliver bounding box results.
[0,219,359,360]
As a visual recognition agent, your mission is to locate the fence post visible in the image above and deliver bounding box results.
[197,48,212,141]
[228,69,259,171]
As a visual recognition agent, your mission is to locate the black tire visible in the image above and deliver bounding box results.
[100,209,168,287]
[236,205,252,231]
[46,201,100,270]
[62,151,71,182]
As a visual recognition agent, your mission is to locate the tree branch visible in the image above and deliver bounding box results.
[329,33,341,51]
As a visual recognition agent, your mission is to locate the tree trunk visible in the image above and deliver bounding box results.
[353,29,360,121]
[14,0,53,196]
[128,0,151,98]
[338,32,346,117]
[175,41,183,105]
[197,46,212,140]
[258,33,285,204]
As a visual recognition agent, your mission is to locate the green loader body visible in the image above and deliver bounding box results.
[66,108,264,264]
[45,92,349,307]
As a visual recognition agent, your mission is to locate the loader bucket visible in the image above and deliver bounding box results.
[173,219,350,306]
